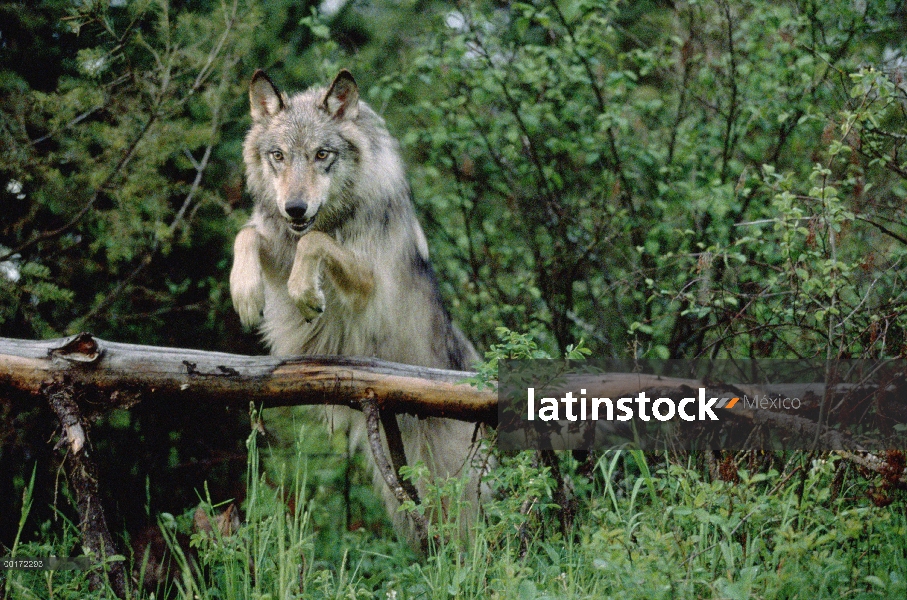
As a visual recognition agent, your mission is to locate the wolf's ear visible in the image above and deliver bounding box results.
[322,70,359,120]
[249,70,284,121]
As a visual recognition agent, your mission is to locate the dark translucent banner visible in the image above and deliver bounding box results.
[497,359,907,451]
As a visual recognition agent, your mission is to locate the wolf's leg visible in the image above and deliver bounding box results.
[288,231,374,321]
[229,227,265,327]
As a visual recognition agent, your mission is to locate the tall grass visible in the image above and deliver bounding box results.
[4,421,905,599]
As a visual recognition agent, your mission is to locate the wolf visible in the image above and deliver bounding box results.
[229,69,485,540]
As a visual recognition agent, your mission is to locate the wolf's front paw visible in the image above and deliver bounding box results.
[289,281,325,322]
[230,271,265,328]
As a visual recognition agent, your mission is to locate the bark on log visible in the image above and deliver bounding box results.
[0,332,498,423]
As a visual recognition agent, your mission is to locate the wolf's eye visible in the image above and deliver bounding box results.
[270,150,284,162]
[314,149,330,161]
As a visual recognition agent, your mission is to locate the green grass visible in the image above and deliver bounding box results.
[4,422,905,599]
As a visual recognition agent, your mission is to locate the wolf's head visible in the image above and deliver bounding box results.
[244,70,378,236]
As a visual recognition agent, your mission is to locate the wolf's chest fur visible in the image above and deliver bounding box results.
[254,204,470,370]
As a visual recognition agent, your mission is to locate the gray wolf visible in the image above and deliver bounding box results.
[229,69,484,541]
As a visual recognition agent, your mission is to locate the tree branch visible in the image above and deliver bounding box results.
[361,393,430,550]
[45,380,128,597]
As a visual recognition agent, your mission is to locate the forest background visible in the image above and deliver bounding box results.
[0,0,906,596]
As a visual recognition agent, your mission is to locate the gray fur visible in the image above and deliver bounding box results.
[230,70,485,543]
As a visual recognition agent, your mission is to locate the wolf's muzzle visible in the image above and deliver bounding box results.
[285,199,315,234]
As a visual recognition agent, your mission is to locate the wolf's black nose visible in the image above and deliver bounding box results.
[285,200,308,220]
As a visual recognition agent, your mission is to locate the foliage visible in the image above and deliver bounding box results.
[385,0,907,359]
[2,0,907,597]
[0,0,268,559]
[4,415,905,599]
[0,0,261,347]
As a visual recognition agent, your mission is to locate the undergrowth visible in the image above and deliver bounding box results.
[3,331,905,598]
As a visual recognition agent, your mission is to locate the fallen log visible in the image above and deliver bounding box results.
[0,332,499,423]
[2,333,904,513]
